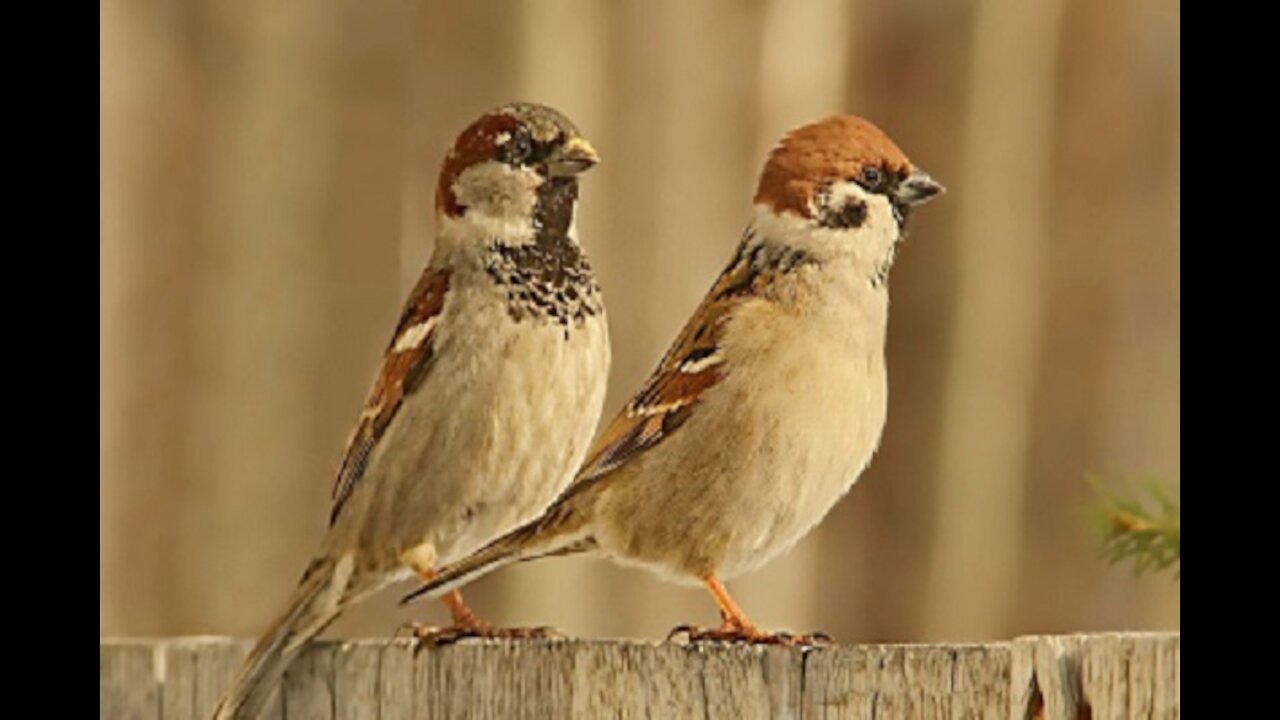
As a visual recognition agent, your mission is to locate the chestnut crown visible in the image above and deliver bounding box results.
[434,102,599,217]
[754,115,941,221]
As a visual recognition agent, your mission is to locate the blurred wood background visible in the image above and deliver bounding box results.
[100,0,1179,643]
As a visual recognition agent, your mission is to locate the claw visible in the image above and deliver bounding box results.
[395,620,434,648]
[408,623,563,653]
[666,624,697,642]
[666,622,833,647]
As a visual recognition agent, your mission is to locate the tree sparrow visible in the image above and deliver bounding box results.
[215,102,610,719]
[402,114,942,644]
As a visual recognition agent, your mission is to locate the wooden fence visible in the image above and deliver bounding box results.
[100,632,1178,719]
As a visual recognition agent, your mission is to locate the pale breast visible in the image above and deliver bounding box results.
[717,282,886,577]
[596,261,887,581]
[342,271,609,570]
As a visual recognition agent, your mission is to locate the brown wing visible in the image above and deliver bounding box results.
[330,267,451,524]
[576,237,773,483]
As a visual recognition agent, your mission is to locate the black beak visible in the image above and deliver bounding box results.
[894,168,945,207]
[546,136,600,178]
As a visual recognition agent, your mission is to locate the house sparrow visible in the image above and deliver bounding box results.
[215,102,610,719]
[403,114,943,644]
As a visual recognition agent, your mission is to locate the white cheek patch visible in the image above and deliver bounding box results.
[392,316,438,353]
[813,182,898,242]
[840,184,897,237]
[861,194,900,242]
[452,161,542,220]
[819,180,868,213]
[750,182,901,273]
[494,131,511,146]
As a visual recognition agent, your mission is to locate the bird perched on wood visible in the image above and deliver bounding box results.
[403,114,943,644]
[215,102,610,719]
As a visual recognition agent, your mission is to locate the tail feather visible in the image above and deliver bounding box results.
[401,506,594,605]
[213,557,354,720]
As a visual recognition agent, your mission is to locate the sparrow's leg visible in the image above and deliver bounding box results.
[441,589,489,630]
[668,576,831,647]
[406,569,560,648]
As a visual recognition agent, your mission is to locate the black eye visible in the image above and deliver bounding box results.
[858,166,884,189]
[503,131,533,164]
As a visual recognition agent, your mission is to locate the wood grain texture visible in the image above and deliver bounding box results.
[1010,633,1180,720]
[100,642,160,720]
[100,633,1177,720]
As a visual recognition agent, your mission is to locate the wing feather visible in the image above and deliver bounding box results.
[576,235,772,482]
[329,268,451,524]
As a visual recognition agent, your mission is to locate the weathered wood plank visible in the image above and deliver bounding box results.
[99,633,1178,720]
[1010,634,1082,720]
[1079,633,1180,720]
[569,641,699,717]
[181,638,259,720]
[329,641,381,720]
[951,645,1011,719]
[696,644,803,720]
[1011,633,1181,720]
[281,641,334,720]
[417,641,576,719]
[803,644,1008,720]
[100,641,160,720]
[375,639,416,720]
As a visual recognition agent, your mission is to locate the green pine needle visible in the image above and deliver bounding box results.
[1085,474,1180,578]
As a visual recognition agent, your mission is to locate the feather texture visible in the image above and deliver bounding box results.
[575,231,790,483]
[330,268,451,523]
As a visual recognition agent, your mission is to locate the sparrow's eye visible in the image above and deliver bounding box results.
[857,166,884,190]
[502,130,534,165]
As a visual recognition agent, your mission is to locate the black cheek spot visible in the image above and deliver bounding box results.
[819,199,868,230]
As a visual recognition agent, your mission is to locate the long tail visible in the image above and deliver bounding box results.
[401,500,596,605]
[213,557,356,720]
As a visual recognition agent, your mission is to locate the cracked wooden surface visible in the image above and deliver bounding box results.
[100,633,1177,719]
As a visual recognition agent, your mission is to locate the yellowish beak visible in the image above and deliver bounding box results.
[547,136,600,177]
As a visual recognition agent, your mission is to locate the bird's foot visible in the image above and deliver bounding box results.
[400,621,562,652]
[667,623,832,647]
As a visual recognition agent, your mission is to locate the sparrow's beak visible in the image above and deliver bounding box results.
[894,168,945,207]
[547,136,600,177]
